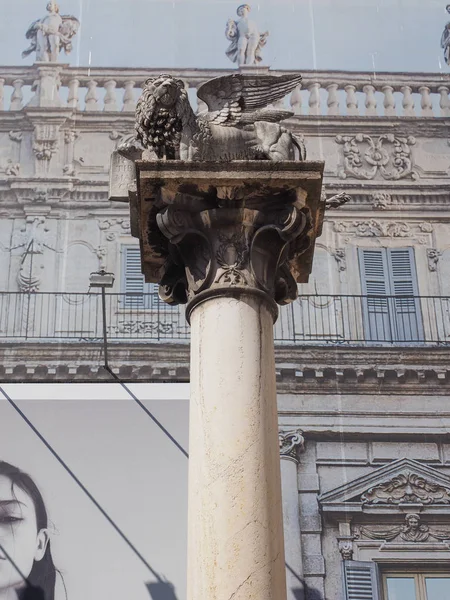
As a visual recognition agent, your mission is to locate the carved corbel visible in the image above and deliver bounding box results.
[427,249,442,272]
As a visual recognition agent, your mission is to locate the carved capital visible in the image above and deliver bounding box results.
[279,429,305,461]
[132,162,324,317]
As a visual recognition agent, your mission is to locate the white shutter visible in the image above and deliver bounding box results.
[122,246,145,307]
[343,561,380,600]
[387,248,423,341]
[358,249,391,340]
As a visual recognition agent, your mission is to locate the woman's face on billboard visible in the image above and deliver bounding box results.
[0,475,49,594]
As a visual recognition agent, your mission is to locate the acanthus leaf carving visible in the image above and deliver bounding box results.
[361,471,450,505]
[279,429,305,460]
[336,133,417,181]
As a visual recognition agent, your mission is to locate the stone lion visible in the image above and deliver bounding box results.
[120,73,306,162]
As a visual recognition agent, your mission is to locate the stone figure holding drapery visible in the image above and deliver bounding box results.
[225,4,269,66]
[441,5,450,65]
[22,1,79,63]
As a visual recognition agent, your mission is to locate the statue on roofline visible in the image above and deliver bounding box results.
[225,4,269,66]
[441,4,450,65]
[118,73,306,162]
[22,1,80,63]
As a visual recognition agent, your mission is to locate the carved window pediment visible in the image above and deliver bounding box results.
[320,458,450,514]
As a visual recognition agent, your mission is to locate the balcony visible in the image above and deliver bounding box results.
[1,292,449,346]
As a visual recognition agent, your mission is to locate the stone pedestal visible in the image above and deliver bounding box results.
[131,160,324,600]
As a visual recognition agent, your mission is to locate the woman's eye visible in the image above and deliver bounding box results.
[0,516,23,524]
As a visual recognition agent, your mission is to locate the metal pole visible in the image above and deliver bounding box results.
[101,287,109,369]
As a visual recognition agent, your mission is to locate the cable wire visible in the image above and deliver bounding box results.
[103,366,189,459]
[0,385,162,580]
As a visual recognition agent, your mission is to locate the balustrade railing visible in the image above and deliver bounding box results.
[0,65,448,117]
[0,292,449,346]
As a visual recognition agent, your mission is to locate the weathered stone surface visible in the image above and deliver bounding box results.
[131,160,324,309]
[22,2,79,63]
[225,4,269,67]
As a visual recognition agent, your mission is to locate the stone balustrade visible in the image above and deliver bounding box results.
[0,65,449,117]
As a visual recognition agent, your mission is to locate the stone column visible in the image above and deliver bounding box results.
[280,430,306,600]
[132,161,324,600]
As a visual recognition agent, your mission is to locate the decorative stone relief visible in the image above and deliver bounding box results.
[11,216,57,292]
[333,220,433,245]
[333,248,347,271]
[63,129,80,176]
[32,122,61,175]
[98,218,131,241]
[279,430,305,460]
[361,472,450,505]
[371,192,391,210]
[336,134,417,181]
[338,539,354,560]
[0,132,22,177]
[427,249,442,272]
[356,514,450,543]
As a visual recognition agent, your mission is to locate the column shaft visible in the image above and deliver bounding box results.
[281,456,304,600]
[188,293,287,600]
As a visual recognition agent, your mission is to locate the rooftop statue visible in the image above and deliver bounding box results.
[225,4,269,66]
[441,5,450,65]
[22,1,80,63]
[119,73,305,162]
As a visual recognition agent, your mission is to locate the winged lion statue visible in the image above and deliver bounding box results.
[118,73,305,162]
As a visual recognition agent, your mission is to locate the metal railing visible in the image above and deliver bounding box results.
[0,292,449,346]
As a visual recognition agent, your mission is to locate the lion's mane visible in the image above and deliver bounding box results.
[135,75,198,158]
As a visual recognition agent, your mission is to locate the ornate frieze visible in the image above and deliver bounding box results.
[355,514,450,543]
[333,220,433,244]
[361,472,450,505]
[279,429,305,461]
[336,133,417,181]
[98,218,131,241]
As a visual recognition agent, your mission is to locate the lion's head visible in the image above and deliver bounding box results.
[135,75,195,158]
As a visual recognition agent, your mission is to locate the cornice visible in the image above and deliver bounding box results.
[0,343,449,389]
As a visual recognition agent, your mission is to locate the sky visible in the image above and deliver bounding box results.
[0,0,449,73]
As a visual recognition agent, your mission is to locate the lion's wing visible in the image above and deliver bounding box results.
[197,74,302,126]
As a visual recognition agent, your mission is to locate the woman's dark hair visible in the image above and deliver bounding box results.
[0,461,56,600]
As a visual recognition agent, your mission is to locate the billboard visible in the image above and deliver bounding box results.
[0,384,189,600]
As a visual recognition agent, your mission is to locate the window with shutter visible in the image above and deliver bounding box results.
[358,248,423,342]
[343,561,380,600]
[121,246,162,309]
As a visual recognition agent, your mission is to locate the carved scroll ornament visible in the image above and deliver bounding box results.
[361,472,450,505]
[336,134,417,181]
[279,430,305,460]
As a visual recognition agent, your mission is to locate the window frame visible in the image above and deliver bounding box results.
[382,570,450,600]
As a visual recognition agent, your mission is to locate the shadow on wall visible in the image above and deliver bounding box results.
[147,580,180,600]
[303,582,324,600]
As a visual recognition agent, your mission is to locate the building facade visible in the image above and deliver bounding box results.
[0,61,450,600]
